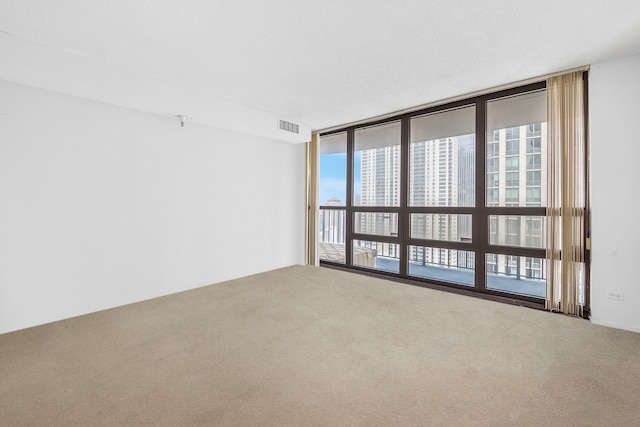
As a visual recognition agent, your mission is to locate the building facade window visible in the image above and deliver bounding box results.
[526,171,541,186]
[505,172,519,187]
[526,154,541,169]
[505,156,519,170]
[506,140,519,156]
[505,188,519,203]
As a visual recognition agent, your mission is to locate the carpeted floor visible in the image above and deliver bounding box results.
[1,265,639,426]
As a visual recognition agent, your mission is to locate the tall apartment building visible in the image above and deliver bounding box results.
[357,143,401,258]
[357,134,470,264]
[360,145,401,208]
[357,122,545,279]
[487,123,547,279]
[409,136,461,267]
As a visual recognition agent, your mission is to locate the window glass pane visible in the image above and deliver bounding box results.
[488,215,546,249]
[318,209,346,263]
[409,106,476,207]
[353,240,400,273]
[486,254,546,298]
[505,172,519,187]
[319,132,347,206]
[408,246,474,286]
[411,214,472,242]
[354,122,401,207]
[486,90,547,207]
[319,133,348,263]
[354,213,398,237]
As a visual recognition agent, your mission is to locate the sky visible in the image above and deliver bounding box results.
[320,136,477,205]
[320,152,360,205]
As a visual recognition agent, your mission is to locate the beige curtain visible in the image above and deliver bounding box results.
[546,71,586,316]
[304,133,320,266]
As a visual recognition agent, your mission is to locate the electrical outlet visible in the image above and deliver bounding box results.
[606,291,624,301]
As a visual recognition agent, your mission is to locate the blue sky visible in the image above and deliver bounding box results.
[320,152,360,205]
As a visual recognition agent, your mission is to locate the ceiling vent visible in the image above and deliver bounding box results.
[279,119,299,134]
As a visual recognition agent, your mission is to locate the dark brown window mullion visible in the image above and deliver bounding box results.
[408,207,475,215]
[399,116,410,277]
[474,99,487,290]
[346,127,355,267]
[351,206,398,213]
[482,81,546,103]
[352,233,401,244]
[482,286,545,303]
[485,245,546,259]
[406,239,475,252]
[319,205,347,211]
[485,207,546,216]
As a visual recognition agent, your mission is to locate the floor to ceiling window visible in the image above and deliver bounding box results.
[318,81,586,306]
[483,89,547,298]
[318,132,347,264]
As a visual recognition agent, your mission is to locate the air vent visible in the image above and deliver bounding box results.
[279,119,299,134]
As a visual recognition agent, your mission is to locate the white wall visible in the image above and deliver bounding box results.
[0,80,305,334]
[0,32,312,144]
[589,52,640,332]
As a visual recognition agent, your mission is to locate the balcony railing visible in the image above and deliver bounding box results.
[319,207,546,298]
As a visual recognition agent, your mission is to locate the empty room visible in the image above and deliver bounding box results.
[1,0,640,425]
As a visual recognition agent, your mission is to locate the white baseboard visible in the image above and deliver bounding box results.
[590,319,640,333]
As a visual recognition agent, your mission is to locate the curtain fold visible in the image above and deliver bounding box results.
[304,133,320,266]
[546,72,586,316]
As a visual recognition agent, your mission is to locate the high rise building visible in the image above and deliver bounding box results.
[356,121,546,279]
[409,136,461,267]
[357,144,401,258]
[360,145,401,208]
[487,123,547,279]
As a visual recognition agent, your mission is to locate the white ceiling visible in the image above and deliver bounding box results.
[1,0,640,142]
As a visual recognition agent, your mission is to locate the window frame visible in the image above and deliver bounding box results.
[318,78,589,312]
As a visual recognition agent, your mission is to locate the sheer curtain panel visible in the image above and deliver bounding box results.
[305,133,320,266]
[546,71,586,316]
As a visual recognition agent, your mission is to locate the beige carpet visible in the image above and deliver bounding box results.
[1,265,639,426]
